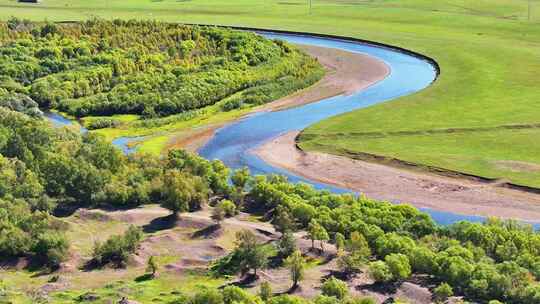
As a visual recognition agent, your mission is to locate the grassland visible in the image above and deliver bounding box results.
[0,0,538,187]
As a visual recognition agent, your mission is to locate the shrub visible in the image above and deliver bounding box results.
[32,232,69,269]
[368,261,393,283]
[218,199,237,217]
[433,282,453,303]
[385,253,411,281]
[321,277,348,300]
[91,225,143,267]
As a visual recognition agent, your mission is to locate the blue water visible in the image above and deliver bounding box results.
[43,32,539,229]
[198,33,539,229]
[44,111,88,133]
[112,136,146,154]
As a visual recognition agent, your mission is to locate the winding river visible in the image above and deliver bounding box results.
[45,31,538,228]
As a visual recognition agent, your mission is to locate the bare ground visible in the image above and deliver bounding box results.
[27,205,434,303]
[165,44,389,153]
[253,131,540,222]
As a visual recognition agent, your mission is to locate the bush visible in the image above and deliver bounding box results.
[32,232,69,269]
[91,225,143,267]
[433,282,453,303]
[368,261,393,283]
[86,118,120,130]
[321,277,348,300]
[218,199,237,217]
[384,254,411,281]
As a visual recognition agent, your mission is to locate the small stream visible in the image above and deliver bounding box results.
[44,32,539,228]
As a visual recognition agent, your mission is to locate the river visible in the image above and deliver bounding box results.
[44,31,539,228]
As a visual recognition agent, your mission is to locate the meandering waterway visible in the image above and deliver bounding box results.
[45,31,539,228]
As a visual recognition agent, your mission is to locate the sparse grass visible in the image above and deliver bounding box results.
[49,271,225,304]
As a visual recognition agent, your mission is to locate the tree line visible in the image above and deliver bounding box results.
[0,18,322,119]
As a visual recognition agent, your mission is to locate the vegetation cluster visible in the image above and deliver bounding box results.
[2,103,540,302]
[0,18,323,120]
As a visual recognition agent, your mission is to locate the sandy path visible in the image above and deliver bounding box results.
[253,131,540,222]
[166,44,389,152]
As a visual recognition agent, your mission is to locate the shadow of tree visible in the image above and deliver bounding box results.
[191,223,221,239]
[142,213,177,233]
[135,273,154,282]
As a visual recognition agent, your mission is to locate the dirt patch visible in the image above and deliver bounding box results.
[166,44,389,152]
[165,127,217,153]
[253,131,540,222]
[259,44,389,112]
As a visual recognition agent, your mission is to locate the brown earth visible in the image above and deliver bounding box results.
[253,131,540,222]
[165,44,389,152]
[46,205,434,303]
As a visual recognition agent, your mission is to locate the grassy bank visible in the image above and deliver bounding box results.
[1,0,539,186]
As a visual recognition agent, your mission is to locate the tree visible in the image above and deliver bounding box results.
[368,261,393,283]
[211,205,225,226]
[146,255,158,278]
[259,281,273,301]
[307,220,329,252]
[160,170,208,218]
[278,231,297,259]
[231,167,250,206]
[385,254,411,281]
[348,232,371,258]
[321,277,348,299]
[338,231,372,275]
[284,250,305,288]
[191,289,223,304]
[433,282,453,303]
[273,206,296,234]
[335,232,345,253]
[337,252,365,276]
[234,230,269,277]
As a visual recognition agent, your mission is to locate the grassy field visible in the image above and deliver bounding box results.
[1,0,540,187]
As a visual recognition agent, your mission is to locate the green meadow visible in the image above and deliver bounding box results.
[1,0,540,186]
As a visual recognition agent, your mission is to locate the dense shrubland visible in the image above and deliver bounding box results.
[0,18,323,119]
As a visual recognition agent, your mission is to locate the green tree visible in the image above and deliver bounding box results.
[231,167,250,206]
[259,281,273,302]
[146,255,158,278]
[278,231,297,259]
[160,170,208,218]
[273,206,296,234]
[234,230,270,277]
[217,199,237,217]
[307,220,329,252]
[212,205,226,226]
[433,282,453,303]
[32,231,69,269]
[284,250,306,288]
[335,232,345,253]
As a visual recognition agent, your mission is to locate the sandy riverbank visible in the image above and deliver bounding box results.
[254,131,540,222]
[165,44,389,152]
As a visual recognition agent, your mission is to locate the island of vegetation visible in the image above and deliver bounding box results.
[1,16,540,304]
[0,18,323,152]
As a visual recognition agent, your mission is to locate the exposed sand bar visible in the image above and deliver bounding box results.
[166,44,390,152]
[254,131,540,222]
